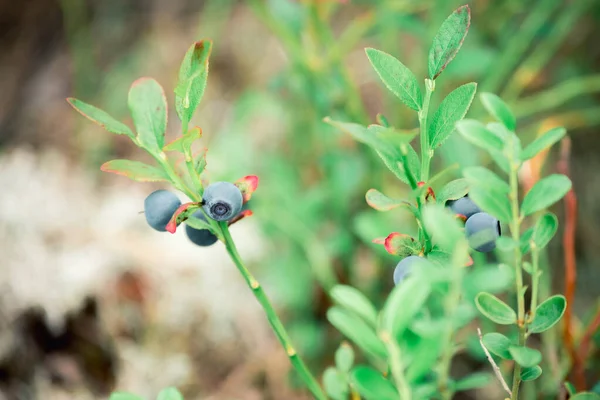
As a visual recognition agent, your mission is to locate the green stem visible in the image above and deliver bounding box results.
[509,161,526,399]
[528,246,541,327]
[184,151,204,197]
[220,223,327,400]
[419,79,434,182]
[382,334,411,400]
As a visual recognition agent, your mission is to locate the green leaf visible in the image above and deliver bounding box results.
[520,366,542,381]
[529,295,567,333]
[496,237,516,252]
[163,127,202,153]
[463,167,510,194]
[463,265,513,299]
[520,227,534,255]
[100,160,168,182]
[366,48,423,111]
[405,334,445,382]
[157,387,184,400]
[480,92,516,131]
[109,393,143,400]
[468,187,512,223]
[327,307,387,360]
[383,233,422,257]
[323,367,349,400]
[423,204,465,252]
[429,82,477,148]
[67,98,135,139]
[509,346,542,368]
[571,393,600,400]
[128,77,168,153]
[533,212,558,249]
[175,40,212,131]
[330,285,378,328]
[381,274,431,337]
[475,292,517,325]
[521,174,572,216]
[456,119,504,154]
[365,189,412,212]
[437,178,470,204]
[521,127,566,161]
[428,5,471,79]
[482,332,513,359]
[335,342,355,373]
[452,372,492,391]
[349,366,399,400]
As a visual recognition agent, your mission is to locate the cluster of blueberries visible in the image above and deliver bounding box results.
[393,194,501,285]
[144,182,243,246]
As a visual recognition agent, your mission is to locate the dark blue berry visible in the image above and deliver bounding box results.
[144,190,181,231]
[202,182,243,222]
[186,211,218,246]
[393,256,427,285]
[447,196,481,219]
[465,212,501,252]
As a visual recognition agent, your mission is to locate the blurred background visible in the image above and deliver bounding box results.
[1,0,600,398]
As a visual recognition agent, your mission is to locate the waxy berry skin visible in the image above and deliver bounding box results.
[393,256,423,285]
[186,211,218,246]
[447,196,481,219]
[144,190,181,232]
[465,212,501,252]
[202,182,243,222]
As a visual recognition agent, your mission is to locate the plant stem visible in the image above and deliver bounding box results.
[419,79,434,182]
[509,160,525,399]
[528,246,540,325]
[220,223,327,400]
[381,333,411,400]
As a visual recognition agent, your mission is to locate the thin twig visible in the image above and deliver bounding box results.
[557,138,584,389]
[477,328,512,397]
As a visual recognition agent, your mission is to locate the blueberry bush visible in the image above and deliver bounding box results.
[67,3,600,400]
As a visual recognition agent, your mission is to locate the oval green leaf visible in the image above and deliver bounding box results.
[128,77,168,153]
[533,212,558,250]
[529,295,567,333]
[428,5,471,79]
[349,366,399,400]
[475,292,517,325]
[330,285,378,328]
[520,365,542,381]
[381,274,431,336]
[438,178,470,204]
[468,187,512,223]
[480,92,516,131]
[509,346,542,368]
[463,166,510,194]
[327,306,387,361]
[365,189,411,212]
[521,127,566,161]
[521,174,572,216]
[482,332,513,359]
[100,160,168,182]
[429,82,477,148]
[456,119,505,154]
[366,48,423,111]
[571,393,600,400]
[335,342,355,373]
[67,98,135,139]
[323,367,349,400]
[157,387,184,400]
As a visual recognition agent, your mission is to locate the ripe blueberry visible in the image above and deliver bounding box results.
[144,190,181,231]
[393,255,426,285]
[202,182,243,222]
[465,212,501,252]
[447,195,481,219]
[186,211,218,246]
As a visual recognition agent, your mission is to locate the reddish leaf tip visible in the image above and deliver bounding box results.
[235,175,260,203]
[372,237,386,245]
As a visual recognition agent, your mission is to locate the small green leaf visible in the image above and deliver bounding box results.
[482,332,513,359]
[463,167,510,194]
[438,178,470,204]
[67,98,135,139]
[428,5,471,79]
[496,237,516,252]
[565,381,577,395]
[423,204,465,252]
[520,227,534,255]
[330,285,378,328]
[480,92,516,131]
[571,393,600,400]
[520,366,542,381]
[349,366,399,400]
[468,187,512,223]
[405,334,445,382]
[109,393,143,400]
[521,127,566,161]
[366,48,423,111]
[128,77,168,153]
[327,306,387,360]
[529,295,567,333]
[522,261,534,275]
[101,160,168,182]
[452,372,492,391]
[383,232,422,257]
[463,265,513,299]
[521,174,572,216]
[367,125,420,184]
[365,189,412,212]
[335,342,355,373]
[429,82,477,148]
[175,40,212,131]
[163,127,202,153]
[456,119,504,154]
[323,367,349,400]
[381,274,431,336]
[157,387,184,400]
[509,346,542,368]
[533,212,558,249]
[475,292,517,325]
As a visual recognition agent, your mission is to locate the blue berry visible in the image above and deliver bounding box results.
[202,182,243,222]
[465,212,501,252]
[393,256,427,285]
[144,190,181,231]
[186,211,218,246]
[447,196,481,219]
